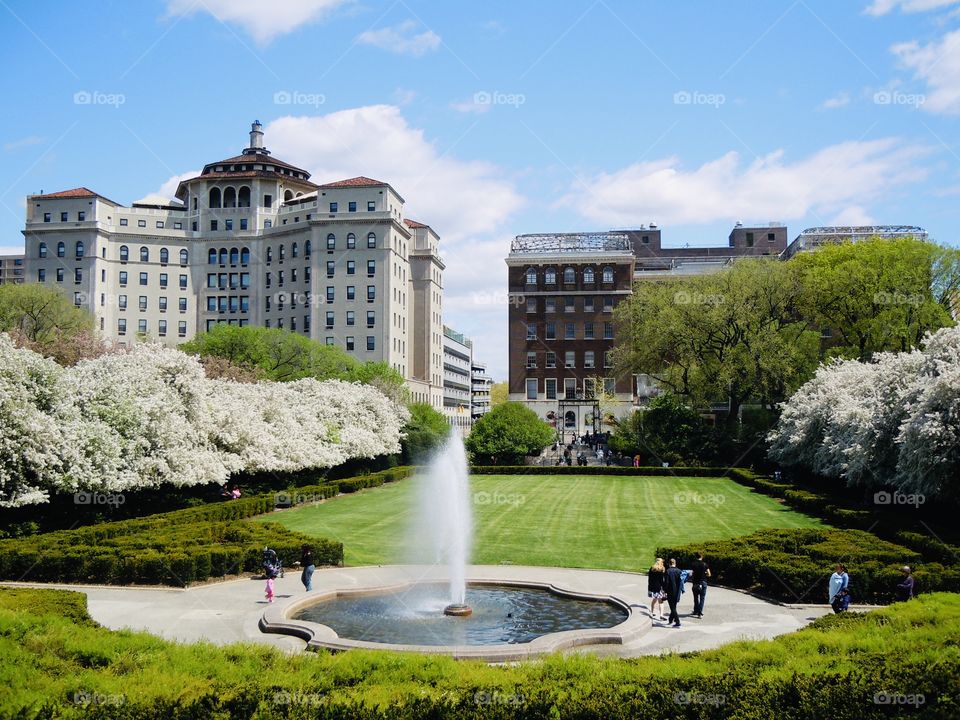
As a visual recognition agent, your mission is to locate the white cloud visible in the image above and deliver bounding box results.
[561,139,930,227]
[865,0,960,15]
[139,170,199,204]
[450,99,491,114]
[3,136,45,152]
[821,91,851,109]
[829,205,876,225]
[356,20,441,56]
[165,0,347,44]
[0,245,24,255]
[892,29,960,113]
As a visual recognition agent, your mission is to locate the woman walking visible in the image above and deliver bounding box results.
[829,563,850,613]
[300,544,316,592]
[648,557,667,621]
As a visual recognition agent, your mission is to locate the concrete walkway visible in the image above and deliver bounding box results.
[3,564,834,658]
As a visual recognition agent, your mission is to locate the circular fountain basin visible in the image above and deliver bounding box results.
[260,570,651,662]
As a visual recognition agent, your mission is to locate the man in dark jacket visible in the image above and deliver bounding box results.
[690,552,710,618]
[664,558,684,627]
[896,566,915,601]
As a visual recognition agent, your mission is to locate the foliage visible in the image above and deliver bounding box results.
[0,283,93,344]
[401,403,450,462]
[464,402,554,464]
[768,325,960,499]
[0,335,408,507]
[614,258,821,427]
[792,237,959,361]
[2,587,959,718]
[489,381,508,406]
[608,394,722,464]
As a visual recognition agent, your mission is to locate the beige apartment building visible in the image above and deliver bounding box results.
[22,121,446,408]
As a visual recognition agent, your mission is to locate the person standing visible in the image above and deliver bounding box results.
[300,544,315,592]
[664,558,684,627]
[895,566,915,602]
[828,563,849,613]
[647,557,667,621]
[690,552,710,618]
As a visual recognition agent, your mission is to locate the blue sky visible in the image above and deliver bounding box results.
[1,0,958,378]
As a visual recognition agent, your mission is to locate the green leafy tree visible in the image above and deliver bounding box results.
[402,403,450,462]
[792,237,959,361]
[465,402,554,465]
[346,361,409,406]
[0,284,93,345]
[490,382,508,407]
[609,394,718,465]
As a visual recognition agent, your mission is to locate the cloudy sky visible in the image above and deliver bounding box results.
[1,0,958,378]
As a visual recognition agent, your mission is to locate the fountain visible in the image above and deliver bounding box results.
[412,432,473,616]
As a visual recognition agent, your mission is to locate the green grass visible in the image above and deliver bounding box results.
[256,474,824,570]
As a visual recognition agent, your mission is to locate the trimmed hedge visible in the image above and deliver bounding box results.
[0,468,413,587]
[655,527,960,604]
[469,465,738,477]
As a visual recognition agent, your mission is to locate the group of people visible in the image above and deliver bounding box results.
[220,484,241,500]
[828,563,917,613]
[646,553,711,627]
[262,544,316,603]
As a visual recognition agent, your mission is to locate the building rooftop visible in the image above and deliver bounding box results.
[510,232,632,254]
[30,187,121,205]
[318,176,388,188]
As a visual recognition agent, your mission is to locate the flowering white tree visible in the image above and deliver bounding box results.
[769,326,960,498]
[0,335,410,506]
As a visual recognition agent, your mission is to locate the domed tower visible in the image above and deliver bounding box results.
[244,120,269,156]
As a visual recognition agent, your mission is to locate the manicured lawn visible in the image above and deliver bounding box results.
[256,474,824,571]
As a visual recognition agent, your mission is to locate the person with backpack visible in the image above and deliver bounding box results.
[895,565,916,601]
[829,563,850,613]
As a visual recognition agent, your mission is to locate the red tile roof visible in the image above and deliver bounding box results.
[404,219,429,229]
[318,176,387,188]
[33,187,98,199]
[202,153,311,177]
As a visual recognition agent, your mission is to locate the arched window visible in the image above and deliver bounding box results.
[564,411,576,428]
[283,189,293,202]
[279,244,285,260]
[240,247,250,264]
[544,267,556,285]
[525,267,537,284]
[304,240,312,257]
[38,242,47,258]
[367,232,376,248]
[292,242,298,258]
[223,187,236,208]
[218,248,227,265]
[327,233,336,250]
[209,187,221,208]
[57,242,65,258]
[75,241,85,259]
[139,246,149,262]
[208,248,217,265]
[237,186,251,207]
[563,267,575,283]
[346,233,356,249]
[583,266,595,283]
[602,266,614,283]
[160,248,169,265]
[120,245,129,262]
[179,249,188,265]
[229,248,239,265]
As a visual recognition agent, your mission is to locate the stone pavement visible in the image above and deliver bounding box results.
[3,564,835,658]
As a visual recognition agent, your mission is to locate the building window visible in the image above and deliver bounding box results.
[59,211,68,222]
[43,212,51,223]
[545,267,556,285]
[159,248,169,265]
[347,260,355,275]
[118,294,127,310]
[525,267,537,285]
[563,267,575,283]
[603,297,614,312]
[179,298,187,313]
[179,274,187,290]
[37,268,46,282]
[224,219,233,231]
[366,311,375,327]
[545,378,557,400]
[367,260,375,277]
[326,261,335,278]
[366,336,375,351]
[564,378,577,399]
[584,322,594,340]
[278,271,284,287]
[326,286,335,303]
[239,218,248,231]
[565,351,575,368]
[74,241,84,259]
[604,351,612,368]
[526,297,537,313]
[279,245,285,261]
[604,321,614,340]
[180,249,188,265]
[38,242,47,258]
[545,352,556,369]
[119,271,128,286]
[584,296,595,312]
[367,285,376,302]
[159,273,168,288]
[367,232,376,248]
[584,351,595,369]
[347,286,355,300]
[602,266,614,283]
[138,319,147,334]
[545,322,556,340]
[346,311,355,326]
[348,201,357,212]
[329,202,338,212]
[137,219,145,228]
[525,379,538,400]
[139,272,148,286]
[565,322,575,340]
[72,291,81,307]
[347,233,356,249]
[367,201,375,211]
[583,267,595,284]
[207,297,216,312]
[210,220,218,231]
[346,336,355,351]
[564,296,575,312]
[178,321,187,337]
[526,351,537,369]
[57,242,65,258]
[325,311,334,328]
[56,268,64,282]
[545,297,556,313]
[158,320,167,336]
[155,221,164,229]
[604,377,616,395]
[118,319,127,335]
[119,218,128,226]
[526,323,537,340]
[174,222,182,230]
[746,232,755,247]
[119,245,130,262]
[239,248,249,264]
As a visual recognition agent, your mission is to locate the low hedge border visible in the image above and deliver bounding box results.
[0,467,413,588]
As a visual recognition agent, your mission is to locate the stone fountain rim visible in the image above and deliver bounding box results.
[259,568,651,662]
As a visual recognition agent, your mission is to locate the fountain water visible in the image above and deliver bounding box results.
[413,432,473,614]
